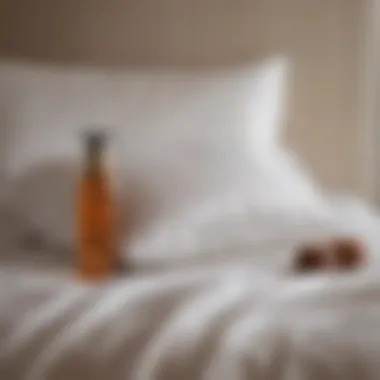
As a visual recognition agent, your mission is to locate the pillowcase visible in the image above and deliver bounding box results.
[124,148,331,268]
[0,56,292,250]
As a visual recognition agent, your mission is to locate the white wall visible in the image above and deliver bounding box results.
[0,0,374,200]
[369,0,380,204]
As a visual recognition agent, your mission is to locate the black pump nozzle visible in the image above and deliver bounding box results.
[82,128,108,151]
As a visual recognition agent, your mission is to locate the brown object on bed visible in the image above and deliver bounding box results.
[329,237,366,270]
[294,243,330,273]
[294,236,367,274]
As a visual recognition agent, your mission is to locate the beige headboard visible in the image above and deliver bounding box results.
[0,0,376,201]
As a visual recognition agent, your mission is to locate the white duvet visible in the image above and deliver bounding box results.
[2,197,380,380]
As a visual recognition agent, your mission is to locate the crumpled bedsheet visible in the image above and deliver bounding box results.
[2,262,380,380]
[2,195,380,380]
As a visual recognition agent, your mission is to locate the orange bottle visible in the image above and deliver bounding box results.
[76,131,116,281]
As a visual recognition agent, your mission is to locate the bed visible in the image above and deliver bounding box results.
[1,71,380,380]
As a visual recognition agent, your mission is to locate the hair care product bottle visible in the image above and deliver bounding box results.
[76,130,116,281]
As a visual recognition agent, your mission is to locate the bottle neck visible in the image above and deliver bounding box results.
[84,147,104,175]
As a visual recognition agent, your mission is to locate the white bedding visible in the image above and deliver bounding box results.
[2,197,380,380]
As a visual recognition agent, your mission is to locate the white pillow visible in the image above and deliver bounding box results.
[0,56,292,249]
[125,148,331,267]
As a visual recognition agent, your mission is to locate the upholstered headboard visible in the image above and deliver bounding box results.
[0,0,376,201]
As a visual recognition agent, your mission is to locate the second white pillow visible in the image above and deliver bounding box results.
[1,56,291,250]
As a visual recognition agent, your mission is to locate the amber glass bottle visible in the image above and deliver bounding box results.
[76,131,116,281]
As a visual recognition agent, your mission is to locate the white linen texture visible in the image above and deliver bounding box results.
[2,197,380,380]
